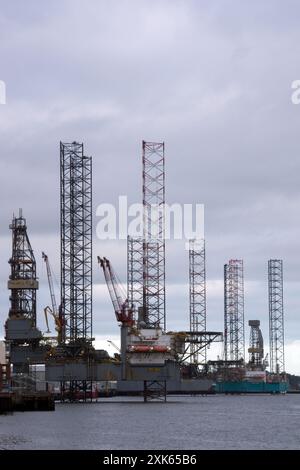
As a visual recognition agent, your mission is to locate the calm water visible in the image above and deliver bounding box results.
[0,395,299,449]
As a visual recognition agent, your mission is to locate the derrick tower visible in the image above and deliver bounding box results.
[5,210,43,375]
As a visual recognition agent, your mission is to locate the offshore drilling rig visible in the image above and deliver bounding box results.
[210,258,287,393]
[103,141,222,395]
[2,140,222,404]
[45,141,187,401]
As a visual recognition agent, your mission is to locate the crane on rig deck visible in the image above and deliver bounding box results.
[97,256,134,327]
[42,252,57,316]
[42,252,64,342]
[44,305,64,343]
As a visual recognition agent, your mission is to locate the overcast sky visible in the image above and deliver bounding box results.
[1,0,300,373]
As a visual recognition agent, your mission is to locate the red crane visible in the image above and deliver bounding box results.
[98,256,134,327]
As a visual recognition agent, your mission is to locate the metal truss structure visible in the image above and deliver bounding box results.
[127,236,143,322]
[60,379,93,403]
[179,332,223,366]
[125,142,167,401]
[8,210,38,324]
[268,259,285,374]
[143,380,167,402]
[60,141,92,347]
[142,141,166,330]
[127,142,166,330]
[60,142,93,400]
[189,239,207,365]
[224,259,245,362]
[5,211,44,375]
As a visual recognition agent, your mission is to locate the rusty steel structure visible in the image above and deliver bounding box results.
[189,239,207,365]
[224,259,245,362]
[268,259,285,374]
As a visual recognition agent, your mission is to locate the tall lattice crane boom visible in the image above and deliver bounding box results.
[42,252,64,342]
[42,252,57,316]
[98,256,134,326]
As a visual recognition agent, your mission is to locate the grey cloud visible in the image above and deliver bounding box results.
[0,0,299,370]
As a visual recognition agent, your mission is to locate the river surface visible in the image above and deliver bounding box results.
[0,395,299,449]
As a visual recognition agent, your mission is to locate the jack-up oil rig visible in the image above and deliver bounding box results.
[1,140,287,411]
[2,141,222,407]
[210,259,287,393]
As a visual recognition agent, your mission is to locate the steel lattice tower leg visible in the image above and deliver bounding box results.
[268,259,285,374]
[143,380,167,402]
[127,141,166,401]
[142,141,166,330]
[60,142,93,401]
[224,259,245,362]
[60,141,92,346]
[224,262,235,361]
[127,236,144,322]
[189,239,207,365]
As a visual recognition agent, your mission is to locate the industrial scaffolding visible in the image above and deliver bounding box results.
[189,239,207,365]
[224,259,245,362]
[268,259,285,374]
